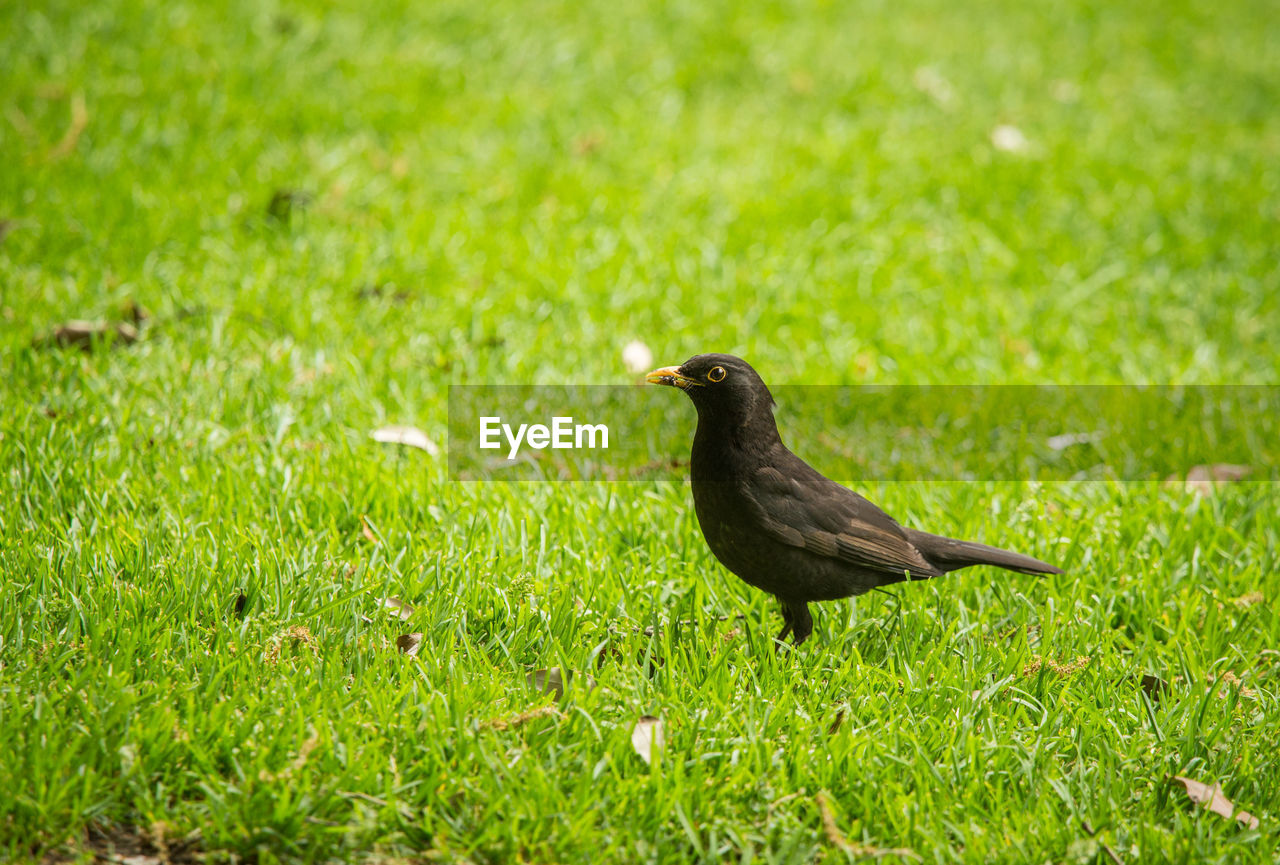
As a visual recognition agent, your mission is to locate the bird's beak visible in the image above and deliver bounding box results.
[646,365,701,390]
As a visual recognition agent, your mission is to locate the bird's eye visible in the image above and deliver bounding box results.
[707,366,726,383]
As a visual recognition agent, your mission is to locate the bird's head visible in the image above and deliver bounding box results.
[646,353,777,426]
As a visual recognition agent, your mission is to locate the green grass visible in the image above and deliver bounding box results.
[2,0,1278,861]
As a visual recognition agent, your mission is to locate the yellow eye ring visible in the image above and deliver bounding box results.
[707,366,726,382]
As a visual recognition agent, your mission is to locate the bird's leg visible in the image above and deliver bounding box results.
[775,602,794,645]
[787,602,814,646]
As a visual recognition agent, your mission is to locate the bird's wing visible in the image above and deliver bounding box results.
[742,465,944,579]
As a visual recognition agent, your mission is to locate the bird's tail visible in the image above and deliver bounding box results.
[906,530,1063,576]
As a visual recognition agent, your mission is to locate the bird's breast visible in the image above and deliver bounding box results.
[690,479,758,574]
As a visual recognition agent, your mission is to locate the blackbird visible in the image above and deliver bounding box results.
[647,353,1063,646]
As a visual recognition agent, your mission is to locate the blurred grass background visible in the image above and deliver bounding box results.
[2,0,1278,862]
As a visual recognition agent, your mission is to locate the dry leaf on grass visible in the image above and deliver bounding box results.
[33,319,140,351]
[630,715,665,766]
[815,792,920,860]
[526,667,596,700]
[378,597,415,621]
[1140,674,1171,702]
[370,425,440,455]
[1169,776,1260,829]
[1165,464,1252,496]
[396,633,423,656]
[267,188,312,221]
[360,516,379,544]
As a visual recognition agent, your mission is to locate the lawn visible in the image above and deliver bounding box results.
[2,0,1278,861]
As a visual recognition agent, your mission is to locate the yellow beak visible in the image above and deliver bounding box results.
[645,365,702,390]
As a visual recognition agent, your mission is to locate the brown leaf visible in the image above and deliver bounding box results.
[361,516,379,544]
[378,597,415,621]
[1170,776,1260,829]
[396,633,423,656]
[816,791,920,860]
[1140,674,1170,702]
[1166,464,1252,496]
[370,425,439,455]
[34,319,139,351]
[827,708,846,736]
[526,667,596,700]
[630,715,665,765]
[267,188,312,221]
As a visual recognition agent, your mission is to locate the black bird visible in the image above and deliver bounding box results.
[647,353,1063,646]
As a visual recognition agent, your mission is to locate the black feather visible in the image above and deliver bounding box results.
[651,353,1065,646]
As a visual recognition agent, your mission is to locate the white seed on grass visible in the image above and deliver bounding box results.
[371,426,439,455]
[630,715,665,765]
[622,340,654,375]
[991,124,1030,154]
